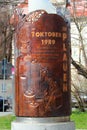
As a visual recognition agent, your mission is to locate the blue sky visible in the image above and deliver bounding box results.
[28,0,56,13]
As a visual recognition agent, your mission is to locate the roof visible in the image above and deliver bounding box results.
[10,0,28,25]
[68,0,87,17]
[10,0,87,26]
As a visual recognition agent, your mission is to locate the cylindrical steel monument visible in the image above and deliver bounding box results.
[11,1,75,130]
[14,0,71,118]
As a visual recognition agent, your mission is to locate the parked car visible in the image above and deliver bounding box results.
[71,94,87,108]
[0,96,10,111]
[71,97,78,108]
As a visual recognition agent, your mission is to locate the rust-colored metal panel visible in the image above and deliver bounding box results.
[15,10,71,117]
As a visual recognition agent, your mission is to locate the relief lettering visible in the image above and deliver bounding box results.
[63,83,68,92]
[63,43,67,51]
[63,73,67,82]
[63,53,67,61]
[63,33,67,41]
[63,62,67,72]
[31,31,62,38]
[41,39,55,45]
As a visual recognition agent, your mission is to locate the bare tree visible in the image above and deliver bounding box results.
[0,0,24,62]
[0,0,28,62]
[70,0,87,111]
[0,5,13,62]
[51,0,87,111]
[0,0,87,111]
[70,0,87,76]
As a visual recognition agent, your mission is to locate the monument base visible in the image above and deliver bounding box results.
[11,117,75,130]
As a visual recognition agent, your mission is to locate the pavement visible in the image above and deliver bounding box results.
[0,111,14,116]
[0,112,87,130]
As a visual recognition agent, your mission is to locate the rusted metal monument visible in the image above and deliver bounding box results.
[11,0,75,130]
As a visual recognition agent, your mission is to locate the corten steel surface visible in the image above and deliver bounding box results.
[14,10,71,117]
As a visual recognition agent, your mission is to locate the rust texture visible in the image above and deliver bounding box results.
[15,10,71,117]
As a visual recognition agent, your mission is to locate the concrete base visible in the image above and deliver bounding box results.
[11,117,75,130]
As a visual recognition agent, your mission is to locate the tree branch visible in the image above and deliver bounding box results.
[71,58,87,78]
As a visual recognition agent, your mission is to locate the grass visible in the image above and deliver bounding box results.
[0,111,87,130]
[71,110,87,129]
[0,114,15,130]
